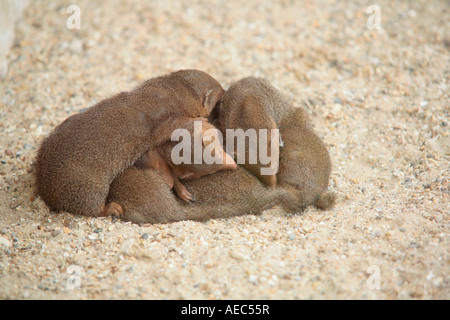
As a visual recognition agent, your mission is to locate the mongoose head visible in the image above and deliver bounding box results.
[159,120,237,180]
[173,69,225,116]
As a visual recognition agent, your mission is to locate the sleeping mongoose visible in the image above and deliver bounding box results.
[215,77,279,187]
[214,77,335,211]
[107,165,290,224]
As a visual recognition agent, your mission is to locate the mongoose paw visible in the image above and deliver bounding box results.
[175,186,196,203]
[179,189,195,203]
[103,201,124,218]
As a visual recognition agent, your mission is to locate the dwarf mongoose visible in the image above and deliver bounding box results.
[108,165,291,224]
[215,78,279,187]
[35,69,224,217]
[215,77,335,211]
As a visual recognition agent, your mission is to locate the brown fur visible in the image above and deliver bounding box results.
[35,69,224,217]
[108,165,290,224]
[215,77,335,211]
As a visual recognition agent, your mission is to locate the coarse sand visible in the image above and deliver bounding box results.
[0,0,448,299]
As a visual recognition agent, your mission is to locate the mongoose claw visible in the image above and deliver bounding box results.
[175,186,195,203]
[180,190,195,203]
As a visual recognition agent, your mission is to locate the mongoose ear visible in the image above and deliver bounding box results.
[203,89,218,113]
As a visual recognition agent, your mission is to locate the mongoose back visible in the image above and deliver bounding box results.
[215,77,335,211]
[35,69,224,217]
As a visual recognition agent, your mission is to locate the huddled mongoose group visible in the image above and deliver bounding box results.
[35,70,335,224]
[35,70,224,217]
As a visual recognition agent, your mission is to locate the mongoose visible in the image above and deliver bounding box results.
[107,124,289,224]
[108,165,291,224]
[35,69,225,217]
[214,77,335,211]
[215,78,279,187]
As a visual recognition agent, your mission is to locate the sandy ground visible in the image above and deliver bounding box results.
[0,0,448,300]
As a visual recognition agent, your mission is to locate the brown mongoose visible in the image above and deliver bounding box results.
[35,69,225,217]
[215,77,279,187]
[107,165,291,224]
[214,77,335,211]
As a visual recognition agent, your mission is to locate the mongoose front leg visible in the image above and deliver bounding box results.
[135,148,194,202]
[135,149,175,189]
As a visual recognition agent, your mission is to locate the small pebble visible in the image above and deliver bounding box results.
[420,100,428,107]
[0,236,12,247]
[68,39,84,54]
[52,230,62,237]
[229,249,246,261]
[249,275,258,284]
[409,242,419,248]
[120,238,135,255]
[88,233,98,240]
